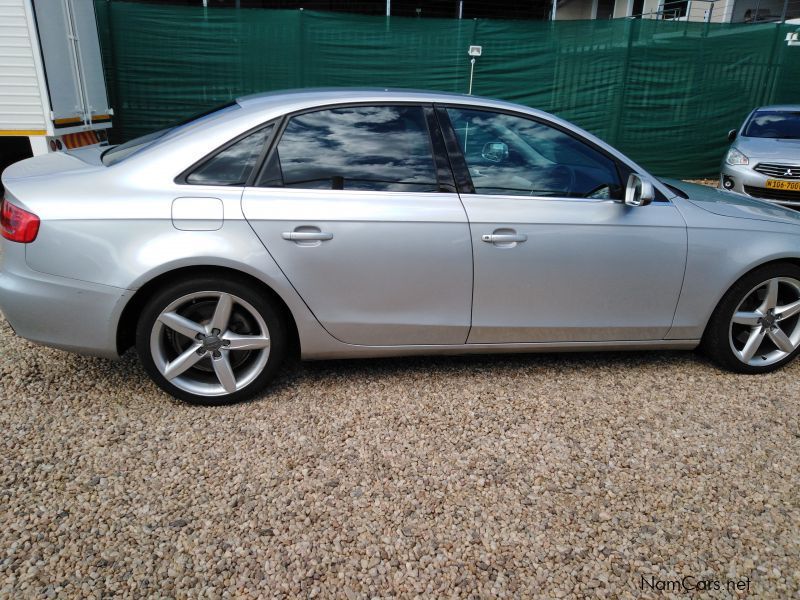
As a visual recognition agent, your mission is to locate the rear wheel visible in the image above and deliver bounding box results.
[703,263,800,373]
[136,277,287,405]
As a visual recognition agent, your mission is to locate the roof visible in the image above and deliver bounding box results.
[236,87,534,114]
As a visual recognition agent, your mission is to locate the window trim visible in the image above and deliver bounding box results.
[251,101,455,194]
[435,103,667,203]
[174,119,279,186]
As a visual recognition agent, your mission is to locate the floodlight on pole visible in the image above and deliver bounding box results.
[468,46,482,95]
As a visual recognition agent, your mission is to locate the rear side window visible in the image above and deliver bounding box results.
[258,105,439,192]
[186,125,272,186]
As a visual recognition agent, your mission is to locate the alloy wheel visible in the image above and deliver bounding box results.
[728,277,800,367]
[149,291,271,397]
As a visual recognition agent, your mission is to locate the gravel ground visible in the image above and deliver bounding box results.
[1,313,799,599]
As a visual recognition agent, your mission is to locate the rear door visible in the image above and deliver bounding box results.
[241,104,473,346]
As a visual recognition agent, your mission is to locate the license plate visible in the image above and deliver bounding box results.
[765,179,800,191]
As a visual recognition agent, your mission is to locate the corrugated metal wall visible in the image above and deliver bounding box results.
[0,0,46,133]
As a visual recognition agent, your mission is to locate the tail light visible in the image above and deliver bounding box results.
[1,197,40,243]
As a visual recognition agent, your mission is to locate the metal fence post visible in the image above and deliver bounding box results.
[611,18,636,147]
[759,24,782,106]
[102,0,124,142]
[468,18,478,94]
[767,24,788,103]
[298,8,306,87]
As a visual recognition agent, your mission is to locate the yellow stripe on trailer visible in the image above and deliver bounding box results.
[0,130,47,136]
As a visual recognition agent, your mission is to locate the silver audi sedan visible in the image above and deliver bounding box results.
[3,89,800,405]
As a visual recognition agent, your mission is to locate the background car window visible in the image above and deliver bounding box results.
[446,108,621,199]
[186,125,272,185]
[259,106,439,192]
[743,110,800,139]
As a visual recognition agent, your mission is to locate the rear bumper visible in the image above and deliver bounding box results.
[0,244,131,359]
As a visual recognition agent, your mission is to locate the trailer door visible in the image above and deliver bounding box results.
[32,0,110,130]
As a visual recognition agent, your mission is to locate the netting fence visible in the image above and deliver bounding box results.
[94,1,800,177]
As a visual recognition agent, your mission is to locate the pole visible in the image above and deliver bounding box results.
[766,24,787,103]
[611,18,636,147]
[386,0,391,17]
[780,0,788,22]
[458,1,463,19]
[468,58,475,94]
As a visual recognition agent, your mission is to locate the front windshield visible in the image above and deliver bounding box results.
[743,110,800,139]
[101,101,240,166]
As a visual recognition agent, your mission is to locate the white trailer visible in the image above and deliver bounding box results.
[0,0,112,170]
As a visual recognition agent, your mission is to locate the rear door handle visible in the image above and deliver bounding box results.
[481,233,527,243]
[281,231,334,241]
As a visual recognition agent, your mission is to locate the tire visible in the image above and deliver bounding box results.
[135,276,287,405]
[702,262,800,374]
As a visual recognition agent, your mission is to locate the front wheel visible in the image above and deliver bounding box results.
[703,263,800,373]
[136,277,287,405]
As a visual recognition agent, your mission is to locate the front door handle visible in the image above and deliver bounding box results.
[281,231,334,241]
[481,233,527,243]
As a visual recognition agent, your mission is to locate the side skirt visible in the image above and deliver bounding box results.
[301,339,700,360]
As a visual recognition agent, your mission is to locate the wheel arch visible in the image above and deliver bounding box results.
[116,265,300,358]
[700,256,800,338]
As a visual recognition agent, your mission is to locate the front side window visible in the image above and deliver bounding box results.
[446,107,621,199]
[186,125,272,186]
[259,105,439,192]
[744,110,800,140]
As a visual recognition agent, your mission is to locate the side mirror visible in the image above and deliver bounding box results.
[624,173,654,207]
[727,129,737,142]
[481,141,509,163]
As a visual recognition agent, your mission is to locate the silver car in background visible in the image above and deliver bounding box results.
[721,105,800,207]
[3,89,800,405]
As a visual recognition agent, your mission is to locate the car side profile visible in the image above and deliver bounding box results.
[2,89,800,405]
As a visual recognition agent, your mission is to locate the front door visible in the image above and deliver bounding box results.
[441,106,687,343]
[242,104,473,346]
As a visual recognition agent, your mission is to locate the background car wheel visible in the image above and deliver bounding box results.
[136,276,287,405]
[703,262,800,373]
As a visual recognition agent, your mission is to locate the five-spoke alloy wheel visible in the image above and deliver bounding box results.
[704,263,800,373]
[136,277,286,405]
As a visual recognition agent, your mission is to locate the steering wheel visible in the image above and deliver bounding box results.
[542,165,576,197]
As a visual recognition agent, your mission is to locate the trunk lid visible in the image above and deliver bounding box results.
[1,147,104,184]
